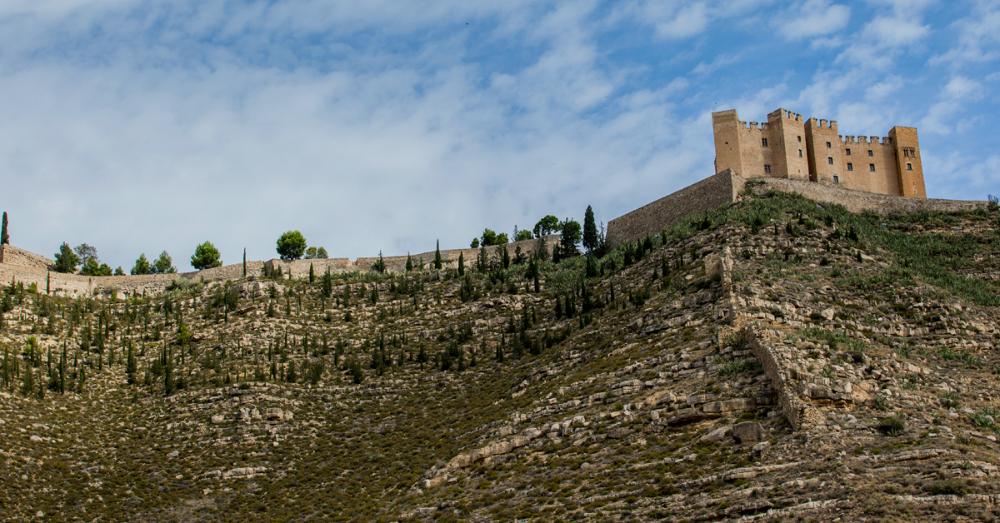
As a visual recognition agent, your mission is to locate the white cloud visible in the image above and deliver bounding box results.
[691,53,742,75]
[777,0,851,40]
[929,1,1000,66]
[0,0,136,18]
[921,76,983,134]
[864,16,929,47]
[865,76,903,99]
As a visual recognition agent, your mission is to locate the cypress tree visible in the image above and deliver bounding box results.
[309,263,315,284]
[126,342,136,385]
[321,268,333,298]
[434,240,442,270]
[405,253,413,272]
[58,344,66,394]
[458,252,465,276]
[77,365,86,393]
[583,205,598,253]
[163,345,174,396]
[501,245,510,269]
[242,248,247,277]
[585,254,598,278]
[0,211,8,245]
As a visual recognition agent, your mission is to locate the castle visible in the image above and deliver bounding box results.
[602,108,984,247]
[712,108,926,198]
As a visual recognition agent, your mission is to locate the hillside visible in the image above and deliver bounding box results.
[1,190,998,521]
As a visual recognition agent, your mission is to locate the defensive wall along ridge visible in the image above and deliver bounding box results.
[1,169,987,299]
[0,237,557,298]
[604,169,988,248]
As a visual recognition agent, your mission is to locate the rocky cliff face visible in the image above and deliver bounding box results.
[0,192,998,521]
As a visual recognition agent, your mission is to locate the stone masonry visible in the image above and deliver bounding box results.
[605,170,984,248]
[713,107,926,198]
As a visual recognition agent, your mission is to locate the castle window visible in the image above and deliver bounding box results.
[798,149,803,157]
[847,162,853,171]
[761,138,768,147]
[798,135,802,142]
[827,156,833,165]
[906,163,913,171]
[764,164,772,174]
[869,163,876,172]
[846,148,851,156]
[868,149,874,157]
[826,141,832,148]
[833,175,840,184]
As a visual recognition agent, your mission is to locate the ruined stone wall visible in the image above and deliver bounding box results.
[605,170,739,247]
[0,237,557,298]
[264,236,557,279]
[0,245,53,270]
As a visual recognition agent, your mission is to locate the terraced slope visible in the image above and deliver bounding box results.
[0,192,998,521]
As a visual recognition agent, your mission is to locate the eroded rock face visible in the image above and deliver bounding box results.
[732,421,765,444]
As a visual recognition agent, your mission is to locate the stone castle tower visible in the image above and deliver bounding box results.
[712,108,926,198]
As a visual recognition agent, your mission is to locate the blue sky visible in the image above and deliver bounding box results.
[1,0,997,270]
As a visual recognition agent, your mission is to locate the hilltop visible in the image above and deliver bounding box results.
[0,190,998,521]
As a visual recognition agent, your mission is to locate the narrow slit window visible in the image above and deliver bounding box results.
[764,164,772,174]
[798,149,803,157]
[761,137,768,147]
[826,141,832,148]
[869,163,876,172]
[827,156,834,165]
[847,163,853,171]
[846,148,851,156]
[868,149,874,157]
[833,175,840,184]
[906,163,913,171]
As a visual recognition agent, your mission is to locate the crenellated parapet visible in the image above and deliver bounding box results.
[713,107,925,199]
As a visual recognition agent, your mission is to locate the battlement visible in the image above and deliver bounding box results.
[839,135,893,145]
[768,108,803,121]
[714,107,925,199]
[806,117,838,130]
[740,120,769,130]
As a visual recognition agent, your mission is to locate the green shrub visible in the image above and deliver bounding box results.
[876,416,905,436]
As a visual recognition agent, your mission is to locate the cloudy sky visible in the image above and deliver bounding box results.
[1,0,997,270]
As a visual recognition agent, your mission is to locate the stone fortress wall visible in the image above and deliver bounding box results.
[605,171,740,248]
[605,170,986,248]
[0,238,556,299]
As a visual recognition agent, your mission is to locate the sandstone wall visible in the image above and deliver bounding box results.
[0,237,557,298]
[0,245,53,270]
[750,178,986,214]
[605,170,738,247]
[264,236,557,279]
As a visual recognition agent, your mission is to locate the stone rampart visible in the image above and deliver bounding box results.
[605,170,986,249]
[0,245,53,270]
[264,236,556,279]
[605,170,739,247]
[0,236,557,298]
[749,178,987,214]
